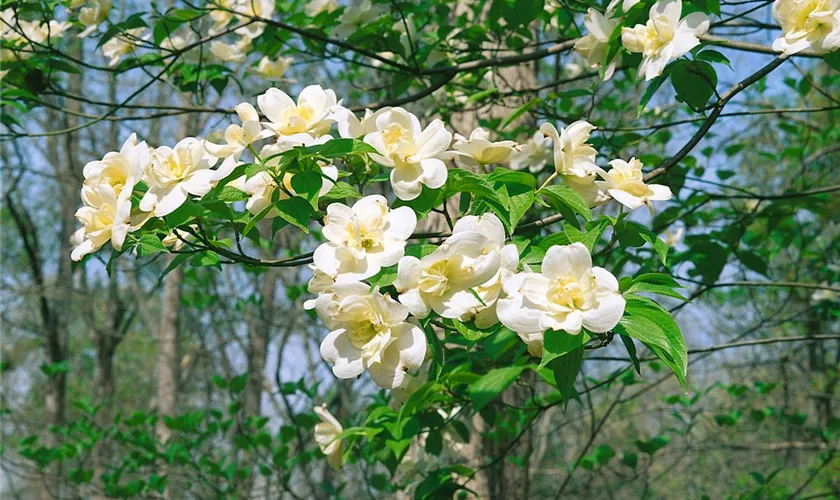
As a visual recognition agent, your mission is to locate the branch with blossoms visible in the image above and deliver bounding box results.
[69,80,690,470]
[7,0,840,486]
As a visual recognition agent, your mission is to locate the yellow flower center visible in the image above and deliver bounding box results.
[548,276,586,310]
[419,260,450,296]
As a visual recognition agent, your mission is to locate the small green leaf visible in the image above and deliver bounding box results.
[540,184,592,221]
[164,201,204,228]
[671,60,717,110]
[135,234,169,256]
[501,97,542,130]
[548,347,583,406]
[540,330,588,368]
[275,197,314,233]
[321,181,362,202]
[469,366,526,411]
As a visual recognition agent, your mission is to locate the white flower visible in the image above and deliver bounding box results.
[78,0,111,38]
[82,133,150,203]
[621,0,710,81]
[1,10,71,60]
[663,226,684,247]
[444,214,520,328]
[510,130,553,173]
[236,134,336,217]
[313,405,344,470]
[395,214,503,319]
[497,243,626,357]
[575,8,620,81]
[540,121,598,180]
[607,0,642,12]
[317,283,427,389]
[210,37,251,62]
[335,107,386,139]
[772,0,840,54]
[305,0,339,16]
[252,55,293,80]
[209,0,241,34]
[595,158,672,213]
[160,26,198,53]
[205,102,273,159]
[812,283,839,302]
[101,28,145,66]
[233,0,275,39]
[139,138,220,217]
[334,0,389,37]
[71,184,139,261]
[363,107,452,200]
[313,195,417,283]
[540,121,609,206]
[392,14,417,57]
[449,128,516,169]
[257,85,339,138]
[161,226,196,251]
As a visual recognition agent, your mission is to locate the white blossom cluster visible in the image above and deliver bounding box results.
[71,84,676,393]
[575,0,710,81]
[0,8,72,64]
[771,0,840,54]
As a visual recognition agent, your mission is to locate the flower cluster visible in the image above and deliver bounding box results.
[771,0,840,54]
[575,0,710,81]
[72,84,673,393]
[1,9,72,63]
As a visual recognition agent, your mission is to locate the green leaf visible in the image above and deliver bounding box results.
[696,49,731,69]
[208,185,249,202]
[563,218,610,252]
[229,373,248,394]
[540,330,588,368]
[290,170,322,204]
[398,382,442,425]
[367,265,397,287]
[469,366,526,411]
[321,181,362,202]
[825,49,840,72]
[164,201,204,228]
[620,335,641,374]
[167,8,203,21]
[540,184,592,221]
[671,60,717,110]
[300,138,377,158]
[40,361,70,377]
[157,253,189,285]
[501,97,542,130]
[621,452,638,468]
[275,197,314,233]
[638,71,670,116]
[423,325,444,382]
[632,273,682,288]
[405,244,439,259]
[487,168,538,189]
[135,234,169,257]
[548,347,583,406]
[394,186,445,218]
[618,297,688,389]
[446,169,510,227]
[451,320,501,342]
[636,435,671,455]
[625,283,687,301]
[506,186,535,230]
[737,250,768,276]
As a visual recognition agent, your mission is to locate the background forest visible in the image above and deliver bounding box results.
[1,0,839,499]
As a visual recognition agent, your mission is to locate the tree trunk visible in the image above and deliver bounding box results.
[156,257,183,498]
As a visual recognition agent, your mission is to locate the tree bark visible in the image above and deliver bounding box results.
[156,257,183,498]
